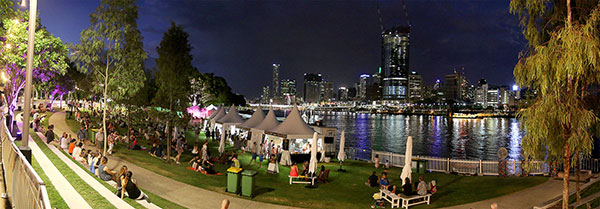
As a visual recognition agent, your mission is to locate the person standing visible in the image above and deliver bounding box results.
[201,141,209,164]
[77,126,87,145]
[96,128,104,151]
[175,137,185,164]
[257,142,265,169]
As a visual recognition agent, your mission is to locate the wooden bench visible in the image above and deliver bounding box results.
[379,189,432,208]
[289,175,316,185]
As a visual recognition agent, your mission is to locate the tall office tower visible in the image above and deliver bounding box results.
[337,87,349,101]
[280,79,296,104]
[444,70,465,102]
[272,64,280,98]
[303,73,323,103]
[408,71,422,102]
[261,86,270,103]
[322,81,334,101]
[474,79,488,107]
[359,74,369,100]
[381,26,410,103]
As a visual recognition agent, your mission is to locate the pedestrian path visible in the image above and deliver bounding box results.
[15,119,91,209]
[50,111,296,209]
[441,178,576,209]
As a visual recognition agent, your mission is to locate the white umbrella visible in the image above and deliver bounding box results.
[218,130,225,154]
[308,132,318,176]
[337,130,346,172]
[337,130,346,162]
[400,136,413,183]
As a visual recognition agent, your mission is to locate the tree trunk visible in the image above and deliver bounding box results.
[127,105,131,148]
[102,56,109,156]
[562,141,570,209]
[166,120,170,162]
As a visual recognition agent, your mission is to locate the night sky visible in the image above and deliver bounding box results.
[38,0,526,98]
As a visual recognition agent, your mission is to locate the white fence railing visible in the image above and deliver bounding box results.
[369,150,557,176]
[1,118,50,208]
[340,148,596,176]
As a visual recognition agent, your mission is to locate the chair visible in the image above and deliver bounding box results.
[318,169,330,183]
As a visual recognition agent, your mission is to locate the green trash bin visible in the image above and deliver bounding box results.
[413,159,427,174]
[227,167,243,194]
[241,170,258,198]
[66,111,72,119]
[89,129,98,144]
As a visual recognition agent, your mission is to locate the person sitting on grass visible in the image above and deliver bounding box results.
[45,125,55,144]
[317,165,326,179]
[72,143,83,160]
[199,160,217,175]
[428,180,437,194]
[90,152,99,174]
[121,171,151,203]
[366,171,379,187]
[75,147,87,163]
[149,143,158,156]
[68,139,76,155]
[98,157,117,182]
[401,177,413,196]
[416,176,427,195]
[60,133,69,152]
[379,172,391,190]
[289,162,299,177]
[115,165,128,197]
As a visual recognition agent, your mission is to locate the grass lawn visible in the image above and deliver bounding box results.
[566,179,600,209]
[106,130,548,209]
[31,157,68,208]
[29,128,118,209]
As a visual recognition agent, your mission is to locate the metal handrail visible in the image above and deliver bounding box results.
[1,118,50,208]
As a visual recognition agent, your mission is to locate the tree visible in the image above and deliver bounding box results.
[74,0,146,155]
[153,22,196,162]
[37,62,82,109]
[0,4,69,128]
[510,1,600,208]
[190,72,246,106]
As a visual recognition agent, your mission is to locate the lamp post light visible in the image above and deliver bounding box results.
[19,0,37,163]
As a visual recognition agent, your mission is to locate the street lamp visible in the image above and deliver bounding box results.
[19,0,37,163]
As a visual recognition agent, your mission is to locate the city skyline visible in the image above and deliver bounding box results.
[39,0,526,98]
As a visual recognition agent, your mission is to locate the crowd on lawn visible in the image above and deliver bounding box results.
[27,103,152,203]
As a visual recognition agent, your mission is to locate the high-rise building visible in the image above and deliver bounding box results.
[381,26,410,103]
[281,79,296,104]
[261,86,270,103]
[322,81,334,101]
[337,87,349,101]
[443,70,465,102]
[487,88,499,107]
[474,79,488,107]
[272,64,280,98]
[359,74,369,100]
[303,73,322,103]
[408,71,422,103]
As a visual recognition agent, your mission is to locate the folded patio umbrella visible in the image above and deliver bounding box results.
[400,136,413,183]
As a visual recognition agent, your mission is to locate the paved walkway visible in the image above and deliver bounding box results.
[15,118,91,209]
[441,178,576,209]
[50,111,295,209]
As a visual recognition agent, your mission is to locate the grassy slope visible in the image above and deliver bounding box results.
[29,128,117,209]
[108,129,548,209]
[31,158,68,209]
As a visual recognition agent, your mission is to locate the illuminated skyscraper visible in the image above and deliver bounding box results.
[381,26,410,103]
[272,64,280,98]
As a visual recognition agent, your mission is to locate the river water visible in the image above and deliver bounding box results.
[320,112,523,160]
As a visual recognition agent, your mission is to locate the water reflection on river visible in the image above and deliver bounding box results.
[321,112,523,160]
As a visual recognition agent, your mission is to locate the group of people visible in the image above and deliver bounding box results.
[369,171,437,197]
